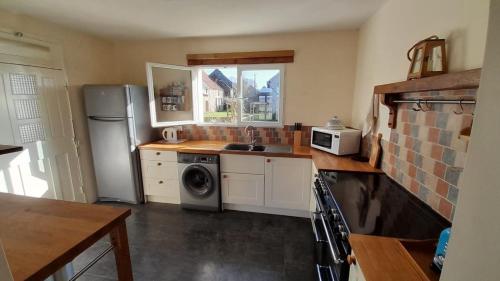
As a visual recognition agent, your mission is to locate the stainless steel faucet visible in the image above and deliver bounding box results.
[244,125,257,147]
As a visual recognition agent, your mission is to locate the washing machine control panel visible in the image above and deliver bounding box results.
[178,153,219,164]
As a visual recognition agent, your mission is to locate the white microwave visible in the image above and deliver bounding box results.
[310,127,361,155]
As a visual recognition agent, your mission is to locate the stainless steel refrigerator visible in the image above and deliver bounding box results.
[84,85,155,204]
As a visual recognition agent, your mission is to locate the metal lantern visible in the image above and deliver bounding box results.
[407,35,447,80]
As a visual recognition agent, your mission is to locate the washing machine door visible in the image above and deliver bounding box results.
[181,164,215,198]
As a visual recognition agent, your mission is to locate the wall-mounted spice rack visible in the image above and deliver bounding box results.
[159,82,187,111]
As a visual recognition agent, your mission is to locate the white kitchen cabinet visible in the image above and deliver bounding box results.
[310,161,319,212]
[140,150,180,204]
[140,149,178,162]
[220,154,264,174]
[348,251,366,281]
[264,157,312,210]
[221,173,265,206]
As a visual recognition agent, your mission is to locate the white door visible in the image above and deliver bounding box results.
[264,157,312,210]
[221,173,264,206]
[0,63,85,202]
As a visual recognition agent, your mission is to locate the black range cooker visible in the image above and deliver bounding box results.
[311,171,451,281]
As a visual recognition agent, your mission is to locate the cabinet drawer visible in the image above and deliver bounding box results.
[144,178,180,198]
[140,149,177,162]
[142,160,178,179]
[221,173,264,206]
[220,154,264,174]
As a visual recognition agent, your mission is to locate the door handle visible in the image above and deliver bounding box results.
[88,116,126,122]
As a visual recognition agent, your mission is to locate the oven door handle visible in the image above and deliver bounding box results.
[319,212,343,264]
[315,264,339,281]
[310,212,324,243]
[312,184,325,213]
[313,187,344,265]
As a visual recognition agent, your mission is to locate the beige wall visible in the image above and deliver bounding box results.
[0,9,118,202]
[351,0,490,139]
[113,31,358,126]
[442,1,499,279]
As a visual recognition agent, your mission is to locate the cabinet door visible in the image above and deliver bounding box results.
[221,173,264,206]
[265,157,312,210]
[310,161,319,211]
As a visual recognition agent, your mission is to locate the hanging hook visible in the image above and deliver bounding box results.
[412,99,422,111]
[423,99,432,111]
[454,99,464,115]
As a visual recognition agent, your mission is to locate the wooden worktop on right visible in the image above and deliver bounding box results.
[349,234,440,281]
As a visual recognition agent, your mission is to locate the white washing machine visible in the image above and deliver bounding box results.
[177,153,221,212]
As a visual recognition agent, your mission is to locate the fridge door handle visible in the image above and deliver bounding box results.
[89,116,126,122]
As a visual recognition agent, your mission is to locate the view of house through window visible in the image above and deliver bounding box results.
[201,67,237,123]
[200,65,282,125]
[241,68,280,123]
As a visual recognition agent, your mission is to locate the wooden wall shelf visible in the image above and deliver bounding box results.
[187,50,294,66]
[374,68,481,128]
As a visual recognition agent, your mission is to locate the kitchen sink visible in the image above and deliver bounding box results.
[224,143,253,151]
[223,143,291,153]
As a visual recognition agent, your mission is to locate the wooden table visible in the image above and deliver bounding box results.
[0,145,23,156]
[0,193,133,281]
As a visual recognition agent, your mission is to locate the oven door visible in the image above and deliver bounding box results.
[312,212,338,281]
[312,187,348,281]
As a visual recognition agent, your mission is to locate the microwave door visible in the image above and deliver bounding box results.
[313,131,333,149]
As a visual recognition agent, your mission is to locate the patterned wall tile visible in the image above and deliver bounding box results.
[178,125,313,146]
[381,89,476,221]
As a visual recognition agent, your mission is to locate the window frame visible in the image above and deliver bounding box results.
[237,64,285,128]
[146,62,200,127]
[195,65,239,127]
[146,62,285,128]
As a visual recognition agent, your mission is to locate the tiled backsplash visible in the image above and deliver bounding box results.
[178,125,312,145]
[381,89,476,221]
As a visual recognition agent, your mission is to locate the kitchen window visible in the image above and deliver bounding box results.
[146,63,284,127]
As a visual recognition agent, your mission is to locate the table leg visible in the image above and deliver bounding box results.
[110,221,133,281]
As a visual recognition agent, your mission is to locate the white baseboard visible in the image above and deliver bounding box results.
[223,203,309,218]
[143,198,309,218]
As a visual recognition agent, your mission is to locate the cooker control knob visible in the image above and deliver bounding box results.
[337,225,344,232]
[331,212,341,222]
[340,232,348,240]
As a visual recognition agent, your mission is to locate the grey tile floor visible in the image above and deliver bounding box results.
[73,203,315,281]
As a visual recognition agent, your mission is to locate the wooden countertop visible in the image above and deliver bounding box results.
[0,193,131,281]
[0,145,23,156]
[139,140,382,173]
[349,234,439,281]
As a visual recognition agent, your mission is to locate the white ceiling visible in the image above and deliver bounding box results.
[0,0,387,40]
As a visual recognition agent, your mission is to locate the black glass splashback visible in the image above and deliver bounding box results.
[319,171,451,240]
